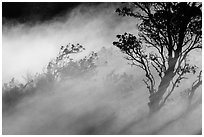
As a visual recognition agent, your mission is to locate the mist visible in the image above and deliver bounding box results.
[2,2,202,135]
[2,3,137,83]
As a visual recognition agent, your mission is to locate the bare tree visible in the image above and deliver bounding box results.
[113,2,202,113]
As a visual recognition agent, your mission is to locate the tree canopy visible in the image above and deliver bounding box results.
[113,2,202,113]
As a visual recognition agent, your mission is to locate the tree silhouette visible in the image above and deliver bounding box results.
[47,43,85,80]
[47,43,97,80]
[113,2,202,113]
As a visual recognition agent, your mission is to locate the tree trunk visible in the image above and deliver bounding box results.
[188,80,202,105]
[148,59,177,113]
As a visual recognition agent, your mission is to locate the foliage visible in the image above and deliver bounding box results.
[2,43,97,113]
[47,43,97,80]
[2,78,36,113]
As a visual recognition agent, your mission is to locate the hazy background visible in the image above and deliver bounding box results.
[2,2,138,83]
[2,2,202,135]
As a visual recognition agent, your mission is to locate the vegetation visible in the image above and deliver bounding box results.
[113,2,202,113]
[2,3,202,134]
[2,43,97,113]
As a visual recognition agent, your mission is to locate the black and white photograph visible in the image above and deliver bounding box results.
[2,1,202,135]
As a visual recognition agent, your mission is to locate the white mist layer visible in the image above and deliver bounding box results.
[2,3,202,135]
[3,47,202,135]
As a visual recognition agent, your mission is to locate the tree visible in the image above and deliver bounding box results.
[113,2,202,113]
[47,43,97,80]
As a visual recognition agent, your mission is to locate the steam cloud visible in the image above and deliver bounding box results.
[2,3,202,135]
